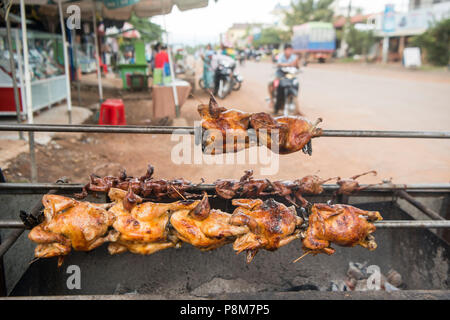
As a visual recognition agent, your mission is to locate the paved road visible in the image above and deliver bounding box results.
[179,61,450,184]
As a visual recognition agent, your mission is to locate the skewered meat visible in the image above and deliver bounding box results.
[197,96,323,156]
[107,188,180,255]
[302,203,382,255]
[27,191,383,265]
[230,198,304,263]
[198,96,251,154]
[170,193,249,250]
[336,171,377,195]
[291,175,337,206]
[75,165,194,200]
[249,113,323,155]
[214,170,271,200]
[28,195,116,266]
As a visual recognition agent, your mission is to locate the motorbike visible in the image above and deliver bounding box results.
[273,67,300,116]
[213,60,243,99]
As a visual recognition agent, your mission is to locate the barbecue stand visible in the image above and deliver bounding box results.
[0,124,449,299]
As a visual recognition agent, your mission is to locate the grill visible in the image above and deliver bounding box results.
[0,124,449,299]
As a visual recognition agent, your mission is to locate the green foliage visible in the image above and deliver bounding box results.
[411,19,450,66]
[346,25,375,57]
[284,0,334,29]
[253,27,291,47]
[128,14,164,43]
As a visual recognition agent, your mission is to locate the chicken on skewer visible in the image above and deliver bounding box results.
[249,112,323,156]
[198,96,323,156]
[198,96,251,155]
[230,198,304,263]
[214,170,271,200]
[28,195,117,266]
[75,165,195,200]
[336,170,379,195]
[170,193,250,250]
[106,188,180,255]
[27,192,383,265]
[269,174,338,207]
[301,203,383,255]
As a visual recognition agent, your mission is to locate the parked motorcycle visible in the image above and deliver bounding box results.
[273,67,300,116]
[213,60,243,99]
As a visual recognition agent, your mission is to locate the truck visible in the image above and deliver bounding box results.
[292,22,336,63]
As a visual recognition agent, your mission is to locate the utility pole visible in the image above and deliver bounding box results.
[339,0,352,58]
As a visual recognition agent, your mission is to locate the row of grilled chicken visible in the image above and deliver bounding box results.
[198,96,323,155]
[28,188,382,267]
[76,164,381,207]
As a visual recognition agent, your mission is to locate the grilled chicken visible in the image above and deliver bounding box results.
[170,193,249,250]
[230,198,304,263]
[75,165,194,200]
[215,170,271,200]
[107,188,180,255]
[197,96,322,156]
[249,112,322,155]
[336,170,378,195]
[302,203,382,255]
[28,195,116,266]
[198,96,251,154]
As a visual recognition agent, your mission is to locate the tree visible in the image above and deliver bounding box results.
[253,27,291,47]
[346,25,375,58]
[284,0,334,29]
[411,19,450,66]
[128,14,164,43]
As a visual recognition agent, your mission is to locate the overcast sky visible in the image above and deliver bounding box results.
[152,0,411,45]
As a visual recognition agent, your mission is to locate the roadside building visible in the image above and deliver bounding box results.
[367,1,450,63]
[225,23,264,48]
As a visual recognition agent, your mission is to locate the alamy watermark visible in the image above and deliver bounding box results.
[66,264,81,290]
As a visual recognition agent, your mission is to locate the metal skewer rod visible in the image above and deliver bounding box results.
[0,124,448,139]
[0,220,448,230]
[0,183,449,193]
[373,220,450,229]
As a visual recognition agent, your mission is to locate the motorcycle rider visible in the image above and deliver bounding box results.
[268,44,303,115]
[211,51,236,96]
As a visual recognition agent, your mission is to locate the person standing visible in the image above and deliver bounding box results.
[154,44,169,69]
[201,44,215,89]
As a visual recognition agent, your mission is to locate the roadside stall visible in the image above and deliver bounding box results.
[0,28,68,116]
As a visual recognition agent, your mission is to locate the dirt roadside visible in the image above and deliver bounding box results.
[2,61,449,185]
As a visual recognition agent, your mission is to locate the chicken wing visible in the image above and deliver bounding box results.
[230,198,304,263]
[170,193,249,250]
[302,203,383,255]
[28,195,116,266]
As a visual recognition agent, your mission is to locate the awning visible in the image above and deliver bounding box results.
[17,0,209,20]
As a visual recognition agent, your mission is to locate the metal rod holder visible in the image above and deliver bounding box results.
[0,219,448,230]
[0,124,448,139]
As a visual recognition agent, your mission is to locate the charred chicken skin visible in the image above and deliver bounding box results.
[302,203,382,255]
[230,198,304,263]
[28,195,116,266]
[198,96,251,154]
[107,188,180,255]
[170,193,249,250]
